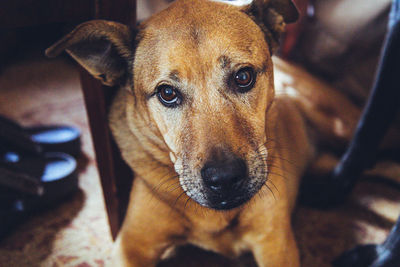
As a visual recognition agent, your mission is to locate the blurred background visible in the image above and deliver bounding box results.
[1,0,392,105]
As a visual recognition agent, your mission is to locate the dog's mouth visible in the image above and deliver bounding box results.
[177,150,268,211]
[183,174,267,211]
[206,190,254,210]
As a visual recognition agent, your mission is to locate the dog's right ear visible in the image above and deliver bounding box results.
[46,20,135,87]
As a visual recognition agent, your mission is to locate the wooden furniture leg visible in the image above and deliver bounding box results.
[79,0,136,240]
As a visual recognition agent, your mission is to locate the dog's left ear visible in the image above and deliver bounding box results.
[46,20,135,87]
[219,0,298,53]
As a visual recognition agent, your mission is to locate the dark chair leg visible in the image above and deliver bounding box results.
[300,1,400,266]
[333,215,400,267]
[299,0,400,209]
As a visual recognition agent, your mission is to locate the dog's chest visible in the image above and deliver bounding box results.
[186,213,247,256]
[188,229,246,257]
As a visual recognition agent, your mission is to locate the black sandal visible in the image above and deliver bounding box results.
[0,115,81,157]
[0,115,81,238]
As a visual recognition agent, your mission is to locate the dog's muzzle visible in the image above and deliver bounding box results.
[201,156,250,210]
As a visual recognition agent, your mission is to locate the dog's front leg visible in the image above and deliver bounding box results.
[244,209,300,267]
[251,227,300,267]
[110,179,187,267]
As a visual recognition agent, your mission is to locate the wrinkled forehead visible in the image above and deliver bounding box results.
[135,0,270,84]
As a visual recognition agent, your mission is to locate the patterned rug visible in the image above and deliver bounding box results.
[0,56,399,267]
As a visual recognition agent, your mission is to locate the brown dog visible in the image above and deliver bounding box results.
[46,0,361,266]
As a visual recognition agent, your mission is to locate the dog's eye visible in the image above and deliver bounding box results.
[233,67,255,92]
[157,85,181,107]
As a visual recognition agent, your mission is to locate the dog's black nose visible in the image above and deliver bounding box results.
[201,157,247,193]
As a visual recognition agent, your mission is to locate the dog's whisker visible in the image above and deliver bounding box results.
[173,191,188,209]
[267,180,279,195]
[155,172,179,184]
[163,180,181,191]
[183,196,191,212]
[167,183,184,194]
[266,156,301,168]
[152,175,180,194]
[259,183,276,202]
[256,190,263,201]
[266,170,288,181]
[266,163,296,177]
[148,180,179,206]
[257,186,268,201]
[261,145,309,158]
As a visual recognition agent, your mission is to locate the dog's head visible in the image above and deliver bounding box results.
[46,0,298,210]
